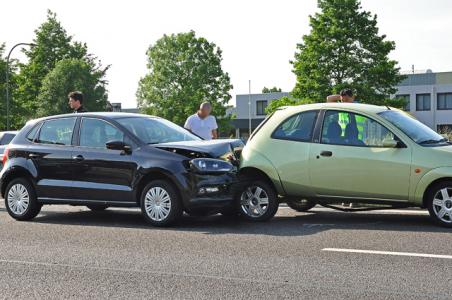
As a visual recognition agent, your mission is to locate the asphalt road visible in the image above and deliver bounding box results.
[0,202,451,300]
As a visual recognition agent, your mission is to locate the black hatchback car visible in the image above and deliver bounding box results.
[0,113,244,226]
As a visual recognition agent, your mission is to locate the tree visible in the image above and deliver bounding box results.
[137,31,233,126]
[0,44,8,130]
[15,10,105,125]
[262,86,282,93]
[36,58,108,116]
[265,96,314,114]
[291,0,404,106]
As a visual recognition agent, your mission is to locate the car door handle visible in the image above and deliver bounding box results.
[28,153,40,159]
[72,155,84,162]
[320,151,333,157]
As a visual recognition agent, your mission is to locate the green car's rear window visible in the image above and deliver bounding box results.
[272,110,318,142]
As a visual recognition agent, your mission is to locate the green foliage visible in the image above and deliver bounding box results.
[262,86,282,93]
[36,58,108,116]
[14,10,107,126]
[137,30,233,126]
[291,0,405,105]
[0,43,20,130]
[265,96,314,114]
[383,97,407,109]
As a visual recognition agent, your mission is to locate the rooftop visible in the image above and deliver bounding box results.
[278,102,390,115]
[398,71,452,86]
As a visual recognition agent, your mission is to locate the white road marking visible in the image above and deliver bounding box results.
[322,248,452,259]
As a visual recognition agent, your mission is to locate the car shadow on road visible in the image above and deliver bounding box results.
[28,207,452,236]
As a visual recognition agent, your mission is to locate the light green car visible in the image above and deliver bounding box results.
[238,102,452,227]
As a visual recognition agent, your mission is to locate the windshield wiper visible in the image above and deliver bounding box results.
[419,138,448,145]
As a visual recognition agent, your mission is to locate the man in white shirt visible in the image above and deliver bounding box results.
[184,102,218,140]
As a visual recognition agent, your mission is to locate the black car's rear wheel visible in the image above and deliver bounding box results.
[238,180,278,221]
[86,205,109,211]
[5,178,41,221]
[140,180,182,227]
[427,181,452,228]
[286,198,316,212]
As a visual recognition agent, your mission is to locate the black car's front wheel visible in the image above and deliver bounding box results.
[5,178,41,221]
[238,180,278,221]
[427,181,452,228]
[140,180,182,227]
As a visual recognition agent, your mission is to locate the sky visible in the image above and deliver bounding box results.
[2,0,452,108]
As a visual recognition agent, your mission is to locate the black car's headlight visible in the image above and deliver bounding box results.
[190,158,233,174]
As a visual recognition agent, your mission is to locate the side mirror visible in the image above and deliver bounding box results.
[106,140,131,153]
[382,138,399,148]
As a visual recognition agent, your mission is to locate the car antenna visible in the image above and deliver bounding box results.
[385,105,391,110]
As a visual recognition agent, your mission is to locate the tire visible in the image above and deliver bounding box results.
[4,178,41,221]
[426,181,452,228]
[238,180,278,222]
[140,180,182,227]
[86,205,109,211]
[286,198,316,212]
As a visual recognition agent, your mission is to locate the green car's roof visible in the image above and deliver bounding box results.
[279,102,390,115]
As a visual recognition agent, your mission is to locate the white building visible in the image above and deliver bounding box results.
[232,71,452,138]
[395,70,452,132]
[231,92,289,138]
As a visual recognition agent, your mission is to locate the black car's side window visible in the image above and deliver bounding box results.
[321,110,396,147]
[272,110,318,142]
[36,118,76,145]
[26,123,41,142]
[80,118,124,149]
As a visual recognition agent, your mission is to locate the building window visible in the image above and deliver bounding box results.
[256,100,268,116]
[437,124,452,133]
[416,94,431,111]
[396,94,410,111]
[437,93,452,110]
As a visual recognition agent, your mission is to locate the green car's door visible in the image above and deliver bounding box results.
[309,110,412,201]
[263,110,319,196]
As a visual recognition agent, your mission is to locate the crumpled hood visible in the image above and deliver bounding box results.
[154,139,244,159]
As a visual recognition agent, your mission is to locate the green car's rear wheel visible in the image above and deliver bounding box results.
[286,198,316,212]
[427,181,452,228]
[86,205,109,211]
[238,180,278,221]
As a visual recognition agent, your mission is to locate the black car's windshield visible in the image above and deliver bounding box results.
[117,117,201,144]
[379,110,447,145]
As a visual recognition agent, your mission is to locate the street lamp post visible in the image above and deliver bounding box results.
[248,80,251,137]
[5,42,34,130]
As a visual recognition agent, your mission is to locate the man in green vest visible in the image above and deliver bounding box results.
[326,88,357,103]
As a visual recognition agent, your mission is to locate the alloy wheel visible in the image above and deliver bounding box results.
[432,187,452,223]
[7,183,30,216]
[144,187,172,222]
[240,185,269,218]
